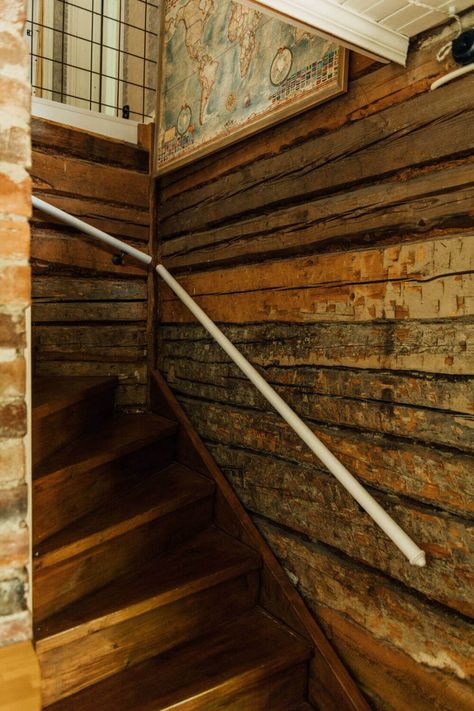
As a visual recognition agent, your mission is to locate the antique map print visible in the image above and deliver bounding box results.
[156,1,347,174]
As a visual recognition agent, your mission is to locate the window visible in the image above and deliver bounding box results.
[27,0,159,122]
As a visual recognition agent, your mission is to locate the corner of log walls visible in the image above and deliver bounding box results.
[155,15,474,711]
[30,120,152,409]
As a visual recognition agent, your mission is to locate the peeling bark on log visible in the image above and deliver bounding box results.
[205,439,473,616]
[257,519,474,695]
[160,357,474,452]
[161,234,474,323]
[160,321,474,375]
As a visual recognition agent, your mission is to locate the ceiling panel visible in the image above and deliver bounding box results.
[248,0,473,65]
[341,0,473,36]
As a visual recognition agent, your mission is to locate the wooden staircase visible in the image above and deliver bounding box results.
[32,375,314,710]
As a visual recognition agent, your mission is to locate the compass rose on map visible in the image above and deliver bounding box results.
[177,105,192,136]
[270,47,293,85]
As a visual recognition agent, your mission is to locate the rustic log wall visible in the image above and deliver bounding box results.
[31,119,151,408]
[156,19,474,711]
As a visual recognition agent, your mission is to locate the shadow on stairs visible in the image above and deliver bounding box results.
[31,373,367,710]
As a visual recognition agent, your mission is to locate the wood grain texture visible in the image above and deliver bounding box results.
[161,234,474,324]
[33,413,178,544]
[31,118,151,408]
[32,376,117,466]
[46,608,310,711]
[155,24,474,711]
[203,434,473,616]
[258,519,474,685]
[37,529,260,705]
[0,641,40,711]
[158,77,474,238]
[31,118,149,173]
[151,371,370,711]
[161,163,474,270]
[34,493,213,622]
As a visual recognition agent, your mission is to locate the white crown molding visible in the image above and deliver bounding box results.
[244,0,409,65]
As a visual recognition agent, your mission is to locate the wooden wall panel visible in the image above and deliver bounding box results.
[31,119,151,408]
[156,19,474,711]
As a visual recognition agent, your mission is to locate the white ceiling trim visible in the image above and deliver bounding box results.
[244,0,411,64]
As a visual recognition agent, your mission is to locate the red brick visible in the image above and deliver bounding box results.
[0,525,28,568]
[0,126,30,167]
[0,264,30,306]
[0,77,30,116]
[0,312,25,349]
[0,486,27,525]
[0,611,31,647]
[0,1,26,25]
[0,440,25,485]
[0,359,25,400]
[0,401,26,437]
[0,29,28,69]
[0,173,31,218]
[0,221,29,260]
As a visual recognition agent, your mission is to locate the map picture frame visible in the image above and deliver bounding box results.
[154,1,349,177]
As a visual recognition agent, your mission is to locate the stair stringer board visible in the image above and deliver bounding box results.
[151,370,370,711]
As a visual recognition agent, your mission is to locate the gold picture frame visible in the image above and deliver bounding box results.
[154,1,348,177]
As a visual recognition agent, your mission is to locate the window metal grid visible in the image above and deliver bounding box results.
[27,0,159,122]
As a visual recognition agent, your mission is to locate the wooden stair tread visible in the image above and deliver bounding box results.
[34,411,177,481]
[33,376,118,420]
[47,607,311,710]
[35,463,215,568]
[36,527,261,648]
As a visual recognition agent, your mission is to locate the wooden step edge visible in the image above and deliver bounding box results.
[33,414,178,482]
[36,546,261,652]
[45,609,311,711]
[33,376,118,421]
[154,611,312,711]
[34,469,215,570]
[187,656,311,710]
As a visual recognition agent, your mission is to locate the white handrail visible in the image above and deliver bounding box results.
[32,195,426,567]
[32,196,152,265]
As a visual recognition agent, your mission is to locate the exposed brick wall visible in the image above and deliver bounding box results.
[0,0,32,647]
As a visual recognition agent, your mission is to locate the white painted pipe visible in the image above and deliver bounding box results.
[157,263,426,567]
[430,63,474,90]
[32,196,152,265]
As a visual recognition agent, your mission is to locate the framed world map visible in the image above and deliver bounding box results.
[154,1,348,176]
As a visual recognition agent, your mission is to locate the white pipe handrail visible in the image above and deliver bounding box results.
[32,195,426,567]
[32,197,152,266]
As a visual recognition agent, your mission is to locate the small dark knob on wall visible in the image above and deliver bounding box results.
[452,29,474,65]
[112,252,125,266]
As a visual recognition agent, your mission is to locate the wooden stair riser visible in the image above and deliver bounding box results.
[33,436,177,545]
[33,387,116,467]
[38,571,260,706]
[34,498,214,622]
